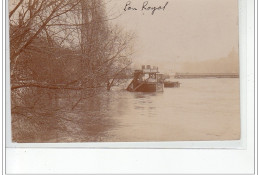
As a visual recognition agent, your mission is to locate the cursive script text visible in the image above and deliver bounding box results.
[124,1,169,15]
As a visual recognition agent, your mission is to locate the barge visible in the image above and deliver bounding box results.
[164,81,181,88]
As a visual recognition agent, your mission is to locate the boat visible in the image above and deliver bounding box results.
[164,81,180,88]
[126,65,164,92]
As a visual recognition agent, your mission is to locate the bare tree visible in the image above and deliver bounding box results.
[10,0,135,114]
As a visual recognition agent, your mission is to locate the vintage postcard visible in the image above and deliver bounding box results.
[9,0,240,143]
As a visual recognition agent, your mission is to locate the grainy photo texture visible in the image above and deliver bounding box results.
[9,0,240,143]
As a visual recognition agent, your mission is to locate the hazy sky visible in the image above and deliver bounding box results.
[108,0,238,66]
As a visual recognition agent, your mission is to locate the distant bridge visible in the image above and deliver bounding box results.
[174,73,239,79]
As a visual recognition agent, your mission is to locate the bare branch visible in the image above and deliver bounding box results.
[9,0,24,18]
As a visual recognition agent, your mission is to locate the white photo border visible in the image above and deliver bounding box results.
[2,0,258,174]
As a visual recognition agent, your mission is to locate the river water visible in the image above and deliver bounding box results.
[12,78,240,142]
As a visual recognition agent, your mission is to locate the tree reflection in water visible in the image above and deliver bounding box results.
[12,89,116,143]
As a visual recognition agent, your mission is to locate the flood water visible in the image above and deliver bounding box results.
[12,78,240,142]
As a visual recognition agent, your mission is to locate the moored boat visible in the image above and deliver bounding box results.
[127,65,164,92]
[164,81,181,88]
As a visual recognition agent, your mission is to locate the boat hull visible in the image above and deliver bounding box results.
[135,83,156,92]
[134,82,163,92]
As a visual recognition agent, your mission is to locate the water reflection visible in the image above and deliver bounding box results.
[12,79,240,142]
[12,90,116,142]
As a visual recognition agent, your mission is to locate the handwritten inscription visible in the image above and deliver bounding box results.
[124,1,169,15]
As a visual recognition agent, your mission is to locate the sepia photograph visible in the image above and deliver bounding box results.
[9,0,240,143]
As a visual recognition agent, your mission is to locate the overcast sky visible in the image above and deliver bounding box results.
[108,0,238,67]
